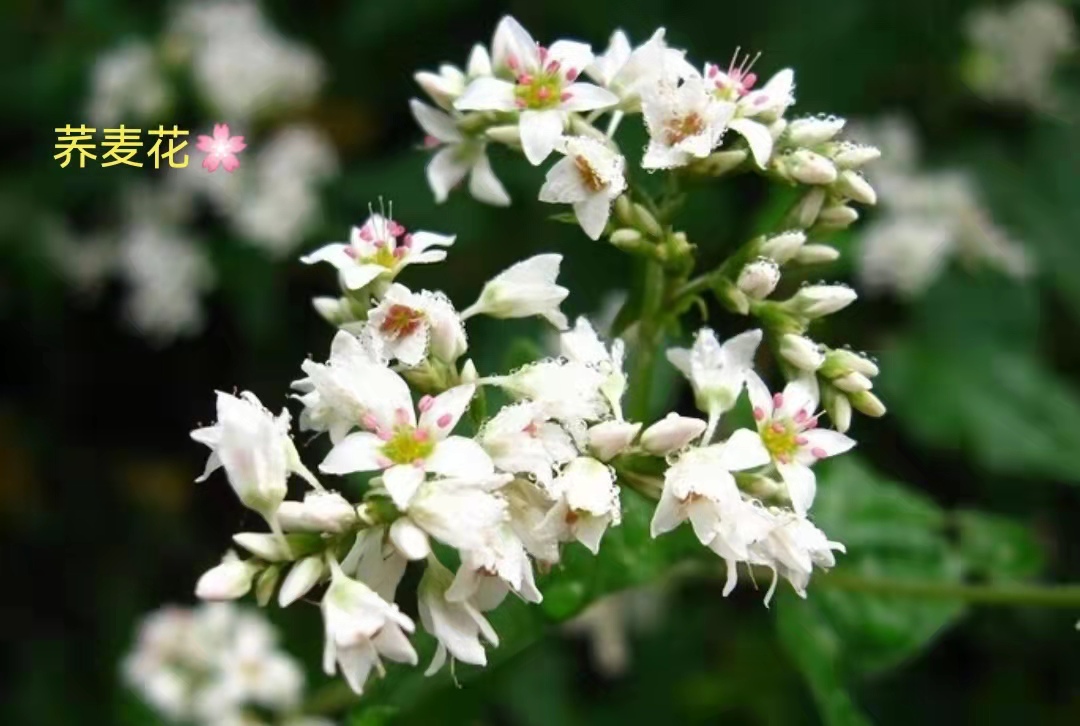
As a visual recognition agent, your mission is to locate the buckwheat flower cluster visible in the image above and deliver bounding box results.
[189,15,887,698]
[852,116,1032,297]
[123,602,332,726]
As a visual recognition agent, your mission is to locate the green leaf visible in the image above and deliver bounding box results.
[953,510,1045,583]
[349,705,399,726]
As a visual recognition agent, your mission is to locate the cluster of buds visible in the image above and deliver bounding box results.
[185,14,886,700]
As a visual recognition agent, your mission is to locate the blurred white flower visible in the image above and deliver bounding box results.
[419,557,500,674]
[87,40,170,127]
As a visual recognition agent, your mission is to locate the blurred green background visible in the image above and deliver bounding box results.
[3,0,1080,724]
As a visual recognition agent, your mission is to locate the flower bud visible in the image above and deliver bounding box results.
[485,124,522,147]
[255,564,281,607]
[462,254,569,329]
[788,284,857,318]
[712,277,750,315]
[822,387,853,433]
[233,532,292,561]
[614,195,634,225]
[640,413,707,455]
[815,204,860,230]
[389,518,432,561]
[779,334,825,372]
[758,230,807,263]
[737,259,781,300]
[587,420,642,461]
[832,143,881,169]
[312,296,349,325]
[278,555,326,607]
[698,149,748,176]
[834,170,877,205]
[460,358,479,384]
[788,188,826,228]
[414,67,466,110]
[277,490,358,533]
[609,228,643,246]
[850,390,887,417]
[824,349,880,378]
[832,371,874,393]
[793,244,840,265]
[466,44,492,77]
[195,553,260,601]
[781,149,838,185]
[786,115,846,146]
[632,203,664,238]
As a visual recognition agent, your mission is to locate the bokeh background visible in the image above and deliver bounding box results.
[3,0,1080,724]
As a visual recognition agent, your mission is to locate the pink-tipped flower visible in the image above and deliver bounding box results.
[196,123,247,173]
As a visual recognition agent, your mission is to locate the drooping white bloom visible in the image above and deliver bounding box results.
[87,41,169,127]
[301,213,455,291]
[478,401,576,486]
[641,71,736,169]
[401,475,512,559]
[319,380,493,510]
[366,283,468,366]
[749,510,845,602]
[503,477,562,565]
[745,373,855,514]
[560,316,627,419]
[704,54,795,166]
[419,557,500,675]
[538,136,627,240]
[586,29,697,110]
[320,560,418,695]
[447,521,542,607]
[540,456,621,554]
[640,413,708,456]
[409,99,511,207]
[666,328,763,441]
[191,391,318,524]
[455,16,619,164]
[340,526,407,603]
[461,253,569,329]
[486,358,610,424]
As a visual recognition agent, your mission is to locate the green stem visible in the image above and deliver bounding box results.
[304,681,359,716]
[628,259,665,420]
[817,572,1080,608]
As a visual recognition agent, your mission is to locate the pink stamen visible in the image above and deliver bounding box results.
[743,72,758,89]
[795,436,808,445]
[706,63,718,78]
[811,447,827,459]
[376,427,393,442]
[560,91,572,102]
[343,247,357,259]
[393,247,407,259]
[362,414,379,430]
[401,233,413,247]
[565,68,578,81]
[546,59,561,74]
[418,395,434,412]
[753,407,766,421]
[536,87,551,101]
[359,226,374,241]
[515,98,527,109]
[412,458,426,468]
[771,421,785,434]
[388,221,405,237]
[395,408,410,425]
[507,55,519,71]
[538,45,548,63]
[376,456,392,468]
[423,135,441,148]
[773,393,784,408]
[413,429,429,442]
[517,73,534,85]
[436,413,453,428]
[794,409,809,423]
[805,417,819,430]
[523,421,539,436]
[754,95,768,106]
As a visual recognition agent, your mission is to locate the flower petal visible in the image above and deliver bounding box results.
[560,82,619,112]
[801,428,856,459]
[420,384,476,438]
[467,152,511,207]
[538,157,586,204]
[729,117,773,168]
[427,146,471,204]
[777,460,817,515]
[572,194,612,240]
[409,99,463,143]
[716,428,771,471]
[384,464,426,510]
[745,371,774,420]
[320,432,386,475]
[519,110,565,165]
[427,437,495,479]
[454,77,517,112]
[341,264,386,291]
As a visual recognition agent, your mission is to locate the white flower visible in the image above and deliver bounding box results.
[419,557,500,674]
[301,213,455,291]
[666,328,763,441]
[455,16,618,164]
[587,420,642,461]
[461,253,569,329]
[560,316,627,418]
[704,54,795,166]
[340,527,407,603]
[414,44,492,109]
[640,413,708,455]
[447,522,542,608]
[402,475,511,558]
[366,283,468,366]
[586,29,696,110]
[539,136,627,240]
[319,380,493,510]
[641,71,735,169]
[409,99,511,207]
[758,229,807,263]
[503,477,562,564]
[486,358,609,423]
[87,41,169,127]
[277,490,358,533]
[279,555,326,607]
[749,510,845,602]
[745,373,856,514]
[191,391,318,525]
[478,401,577,487]
[321,560,418,695]
[195,551,261,601]
[540,456,621,554]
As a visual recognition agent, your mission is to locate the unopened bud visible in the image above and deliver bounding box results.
[822,387,853,433]
[633,203,664,237]
[788,188,827,228]
[485,125,522,147]
[758,230,807,263]
[834,170,877,205]
[389,518,432,561]
[712,277,751,315]
[312,297,349,325]
[255,564,281,607]
[278,556,326,607]
[640,413,707,455]
[788,284,857,318]
[832,371,874,393]
[233,532,290,561]
[850,390,887,417]
[466,44,492,77]
[781,149,838,185]
[832,143,881,169]
[699,149,748,176]
[587,420,642,461]
[816,204,860,230]
[609,228,643,246]
[794,244,841,265]
[737,258,781,300]
[460,358,479,384]
[614,195,633,225]
[779,334,825,372]
[786,115,846,146]
[825,349,880,378]
[195,553,260,601]
[414,68,465,110]
[277,490,358,533]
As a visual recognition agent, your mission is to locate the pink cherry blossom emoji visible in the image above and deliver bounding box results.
[196,123,246,173]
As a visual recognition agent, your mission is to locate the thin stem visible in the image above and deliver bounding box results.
[817,572,1080,608]
[627,259,666,420]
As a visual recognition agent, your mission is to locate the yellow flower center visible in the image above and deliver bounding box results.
[514,72,564,110]
[381,427,435,465]
[760,419,799,463]
[665,113,706,144]
[363,245,399,269]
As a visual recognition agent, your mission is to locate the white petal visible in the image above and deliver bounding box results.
[777,461,817,515]
[420,384,475,438]
[548,41,594,75]
[745,371,774,420]
[454,77,517,111]
[492,15,540,72]
[642,140,688,170]
[560,83,619,112]
[409,99,462,143]
[665,347,692,378]
[573,194,612,240]
[320,432,386,475]
[650,487,684,538]
[372,624,418,665]
[341,264,385,291]
[801,428,856,458]
[780,375,819,418]
[716,429,771,471]
[468,153,511,206]
[384,464,426,510]
[427,437,496,479]
[300,243,352,268]
[729,118,773,168]
[538,157,587,204]
[389,518,431,560]
[519,110,565,165]
[427,146,471,203]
